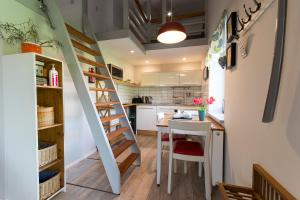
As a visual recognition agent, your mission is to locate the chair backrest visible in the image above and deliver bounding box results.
[169,120,211,136]
[168,120,212,157]
[157,112,165,121]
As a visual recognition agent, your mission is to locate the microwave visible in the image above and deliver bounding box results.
[107,64,123,80]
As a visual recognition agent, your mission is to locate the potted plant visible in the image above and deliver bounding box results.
[193,96,215,121]
[0,19,60,54]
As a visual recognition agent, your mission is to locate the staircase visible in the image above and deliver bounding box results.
[45,1,140,194]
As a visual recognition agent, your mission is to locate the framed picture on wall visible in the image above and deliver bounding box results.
[226,43,237,69]
[227,12,237,43]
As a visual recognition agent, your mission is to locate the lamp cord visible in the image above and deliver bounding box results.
[170,0,173,21]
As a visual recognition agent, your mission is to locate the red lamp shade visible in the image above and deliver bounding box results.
[157,21,187,44]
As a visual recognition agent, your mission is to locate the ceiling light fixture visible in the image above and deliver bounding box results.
[157,0,186,44]
[130,50,135,53]
[182,57,187,61]
[167,11,172,17]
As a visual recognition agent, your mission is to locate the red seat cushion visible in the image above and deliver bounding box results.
[162,133,186,142]
[173,140,204,156]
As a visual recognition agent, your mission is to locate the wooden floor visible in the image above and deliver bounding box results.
[53,135,221,200]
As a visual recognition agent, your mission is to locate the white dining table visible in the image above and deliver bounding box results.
[156,114,225,186]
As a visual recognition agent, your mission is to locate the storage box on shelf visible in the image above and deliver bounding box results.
[39,142,58,167]
[39,171,61,200]
[38,106,55,128]
[2,53,65,200]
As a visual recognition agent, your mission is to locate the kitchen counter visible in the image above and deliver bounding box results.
[135,104,225,131]
[122,103,137,108]
[134,103,197,107]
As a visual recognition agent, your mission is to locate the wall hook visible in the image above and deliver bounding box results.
[241,4,252,24]
[237,15,244,33]
[249,0,261,14]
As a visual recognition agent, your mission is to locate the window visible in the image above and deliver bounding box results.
[205,12,227,122]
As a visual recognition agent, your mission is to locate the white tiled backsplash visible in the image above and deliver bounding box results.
[116,84,208,105]
[116,85,138,103]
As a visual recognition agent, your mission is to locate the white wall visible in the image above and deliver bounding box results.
[0,0,96,179]
[0,41,5,199]
[101,47,136,82]
[134,61,204,84]
[207,0,300,198]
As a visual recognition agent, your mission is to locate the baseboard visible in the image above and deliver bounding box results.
[66,148,97,170]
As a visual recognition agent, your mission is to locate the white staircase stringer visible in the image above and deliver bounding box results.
[83,23,141,162]
[46,0,121,194]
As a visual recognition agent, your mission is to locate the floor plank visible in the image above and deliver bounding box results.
[53,135,221,200]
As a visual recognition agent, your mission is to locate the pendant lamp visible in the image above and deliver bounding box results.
[157,0,187,44]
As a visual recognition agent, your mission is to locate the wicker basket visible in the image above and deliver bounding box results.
[37,106,54,128]
[40,173,61,200]
[38,143,58,167]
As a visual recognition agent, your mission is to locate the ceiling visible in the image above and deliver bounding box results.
[99,38,208,66]
[140,0,206,20]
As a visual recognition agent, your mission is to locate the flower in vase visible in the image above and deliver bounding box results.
[193,97,215,111]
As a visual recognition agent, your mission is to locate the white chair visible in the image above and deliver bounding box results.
[167,120,212,200]
[156,112,187,186]
[157,112,186,149]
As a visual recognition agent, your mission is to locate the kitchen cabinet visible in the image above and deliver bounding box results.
[141,72,160,86]
[140,70,203,87]
[137,106,157,131]
[179,70,202,86]
[159,72,180,86]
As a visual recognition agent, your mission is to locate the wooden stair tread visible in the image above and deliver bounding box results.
[113,140,135,158]
[107,127,129,142]
[101,114,126,123]
[89,87,116,92]
[95,101,120,107]
[103,123,121,129]
[71,39,101,56]
[77,55,105,68]
[65,23,96,44]
[118,153,139,175]
[83,71,110,80]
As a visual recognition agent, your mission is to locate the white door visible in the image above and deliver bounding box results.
[141,73,160,86]
[159,72,180,86]
[137,106,157,131]
[179,70,202,86]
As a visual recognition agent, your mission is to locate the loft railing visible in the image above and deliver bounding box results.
[123,0,206,44]
[123,0,150,43]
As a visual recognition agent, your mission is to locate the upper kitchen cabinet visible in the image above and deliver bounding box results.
[140,70,203,87]
[141,72,160,86]
[159,72,180,86]
[179,70,203,86]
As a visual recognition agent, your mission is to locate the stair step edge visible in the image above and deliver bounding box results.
[118,153,139,176]
[107,127,130,142]
[113,140,135,158]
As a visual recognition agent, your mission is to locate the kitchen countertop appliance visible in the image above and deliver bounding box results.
[132,96,143,103]
[132,96,153,104]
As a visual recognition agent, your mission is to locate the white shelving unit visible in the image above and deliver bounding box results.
[2,53,65,200]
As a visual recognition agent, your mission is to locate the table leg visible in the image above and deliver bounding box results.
[156,129,162,186]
